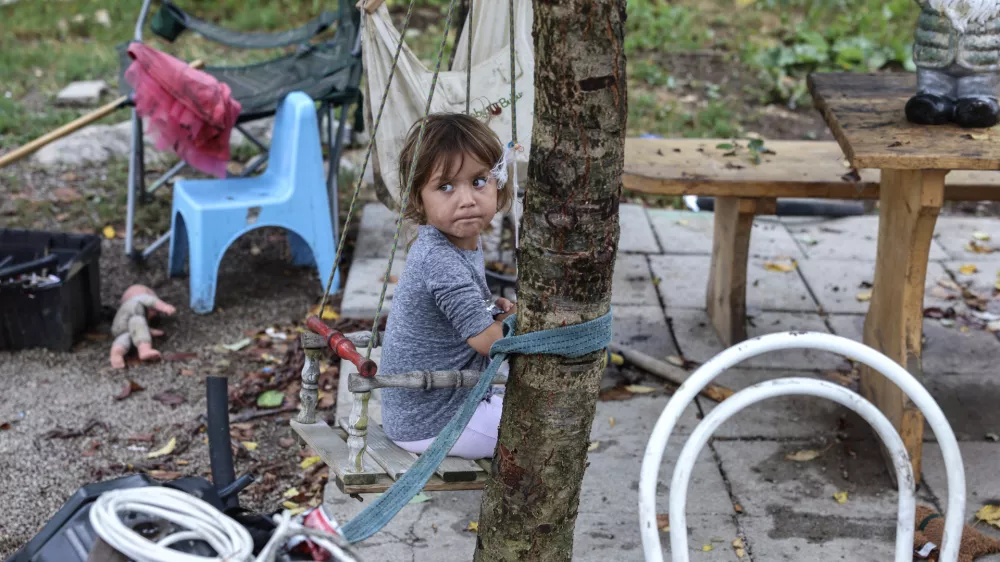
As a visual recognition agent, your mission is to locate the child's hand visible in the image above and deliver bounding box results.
[495,298,515,315]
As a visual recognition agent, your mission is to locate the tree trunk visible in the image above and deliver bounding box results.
[474,0,627,560]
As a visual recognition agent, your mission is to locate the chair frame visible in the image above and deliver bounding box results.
[122,0,363,263]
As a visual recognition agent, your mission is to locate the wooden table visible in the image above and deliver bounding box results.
[808,72,1000,483]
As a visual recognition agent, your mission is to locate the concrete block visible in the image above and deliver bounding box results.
[353,203,414,259]
[648,254,817,312]
[787,216,948,261]
[612,254,658,306]
[798,260,956,314]
[55,80,107,106]
[933,216,1000,261]
[647,209,804,258]
[340,258,405,319]
[618,203,660,253]
[612,304,678,358]
[921,442,1000,531]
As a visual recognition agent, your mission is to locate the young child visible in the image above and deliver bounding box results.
[378,113,515,460]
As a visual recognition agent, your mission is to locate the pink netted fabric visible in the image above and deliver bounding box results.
[124,44,242,178]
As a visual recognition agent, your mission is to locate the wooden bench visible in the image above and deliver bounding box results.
[622,138,1000,347]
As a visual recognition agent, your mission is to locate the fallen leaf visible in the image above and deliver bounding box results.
[656,513,670,532]
[624,385,657,394]
[665,355,685,367]
[222,338,253,351]
[797,234,818,246]
[974,231,991,241]
[147,437,177,459]
[152,390,186,406]
[115,379,144,401]
[242,441,258,451]
[162,352,198,361]
[308,304,340,321]
[466,521,479,533]
[300,456,322,469]
[938,278,961,291]
[651,276,661,287]
[929,286,956,300]
[318,391,335,409]
[785,449,821,462]
[0,422,12,431]
[733,503,744,514]
[176,460,189,466]
[965,241,995,254]
[588,441,600,452]
[833,491,848,504]
[103,225,116,239]
[54,186,82,203]
[282,501,299,510]
[279,437,296,448]
[257,390,285,408]
[975,505,1000,529]
[959,264,979,275]
[702,545,714,552]
[149,470,182,481]
[676,219,689,226]
[180,369,195,377]
[408,493,432,504]
[732,537,746,558]
[81,440,100,457]
[608,417,616,428]
[283,487,300,498]
[763,261,796,273]
[986,432,999,442]
[855,291,872,302]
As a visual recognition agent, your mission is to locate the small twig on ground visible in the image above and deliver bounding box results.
[231,405,298,423]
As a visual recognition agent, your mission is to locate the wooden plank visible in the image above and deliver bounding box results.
[809,72,1000,171]
[622,138,1000,199]
[339,417,413,481]
[706,198,756,346]
[860,168,945,486]
[290,419,383,487]
[435,456,482,483]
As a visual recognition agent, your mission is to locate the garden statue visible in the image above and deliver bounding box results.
[906,0,1000,128]
[109,284,176,369]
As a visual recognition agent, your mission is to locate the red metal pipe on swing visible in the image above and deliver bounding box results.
[305,316,378,377]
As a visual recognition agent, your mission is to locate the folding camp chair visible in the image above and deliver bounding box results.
[118,0,364,262]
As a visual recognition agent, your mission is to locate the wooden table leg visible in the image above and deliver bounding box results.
[706,197,776,347]
[862,168,946,485]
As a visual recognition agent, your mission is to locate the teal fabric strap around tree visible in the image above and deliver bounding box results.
[340,309,614,543]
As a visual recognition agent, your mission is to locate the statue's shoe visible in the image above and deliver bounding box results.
[905,93,955,125]
[955,97,1000,129]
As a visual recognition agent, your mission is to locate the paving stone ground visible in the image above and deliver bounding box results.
[332,202,1000,560]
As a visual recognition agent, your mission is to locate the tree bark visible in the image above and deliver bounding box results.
[474,1,627,560]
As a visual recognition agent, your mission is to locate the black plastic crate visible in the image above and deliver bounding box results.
[0,229,102,352]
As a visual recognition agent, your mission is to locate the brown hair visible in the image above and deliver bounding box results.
[396,113,512,225]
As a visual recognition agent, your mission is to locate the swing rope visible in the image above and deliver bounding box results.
[316,0,419,320]
[364,0,461,359]
[466,0,473,115]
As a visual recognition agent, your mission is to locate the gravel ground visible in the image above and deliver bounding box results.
[0,232,340,557]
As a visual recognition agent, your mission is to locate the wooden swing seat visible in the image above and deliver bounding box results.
[293,418,491,494]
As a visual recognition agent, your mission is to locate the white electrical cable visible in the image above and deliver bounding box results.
[90,487,254,562]
[89,486,361,562]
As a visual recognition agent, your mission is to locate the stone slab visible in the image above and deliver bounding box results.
[698,369,855,440]
[798,260,955,314]
[713,440,934,520]
[826,314,1000,375]
[921,442,1000,530]
[353,203,414,259]
[647,209,805,259]
[786,215,948,261]
[649,254,817,312]
[612,304,678,358]
[618,203,661,253]
[612,254,658,306]
[738,514,895,561]
[919,373,1000,442]
[944,259,1000,299]
[340,258,405,319]
[669,308,846,371]
[933,216,1000,261]
[55,80,107,106]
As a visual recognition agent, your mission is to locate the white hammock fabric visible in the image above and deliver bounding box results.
[361,0,535,206]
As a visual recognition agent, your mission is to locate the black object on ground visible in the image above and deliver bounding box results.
[0,229,102,352]
[694,197,866,217]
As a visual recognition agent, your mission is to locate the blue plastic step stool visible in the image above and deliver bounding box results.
[168,91,340,314]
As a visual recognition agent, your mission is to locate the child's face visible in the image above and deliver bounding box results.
[419,153,498,250]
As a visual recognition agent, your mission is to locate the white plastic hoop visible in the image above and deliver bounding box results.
[638,331,965,562]
[669,378,915,561]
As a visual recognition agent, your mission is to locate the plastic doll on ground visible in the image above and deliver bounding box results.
[109,284,176,369]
